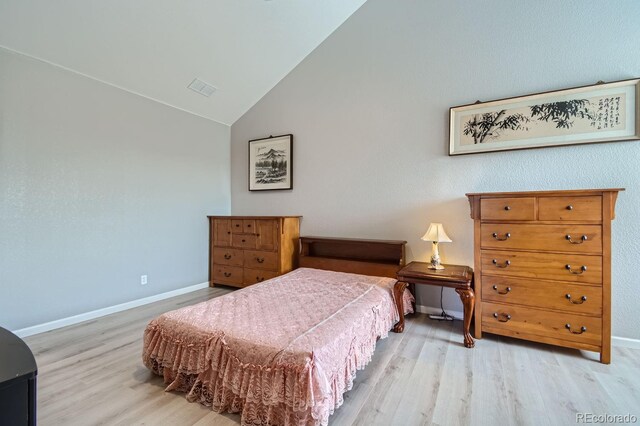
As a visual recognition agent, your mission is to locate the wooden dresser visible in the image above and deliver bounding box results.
[466,189,622,363]
[208,216,300,288]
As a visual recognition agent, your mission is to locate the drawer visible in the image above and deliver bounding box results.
[231,220,245,233]
[244,250,279,271]
[231,234,257,249]
[255,219,279,251]
[243,220,256,234]
[482,275,602,315]
[482,301,602,346]
[481,197,535,221]
[244,268,279,285]
[538,196,602,221]
[481,249,602,284]
[212,265,244,286]
[212,219,232,247]
[212,248,244,266]
[480,223,602,254]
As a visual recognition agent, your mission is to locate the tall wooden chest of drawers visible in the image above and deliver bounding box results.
[208,216,300,288]
[466,189,622,363]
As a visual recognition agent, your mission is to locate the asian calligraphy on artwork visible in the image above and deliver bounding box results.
[449,78,639,155]
[594,96,622,130]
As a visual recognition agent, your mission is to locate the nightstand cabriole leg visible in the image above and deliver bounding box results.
[456,287,475,348]
[393,281,408,333]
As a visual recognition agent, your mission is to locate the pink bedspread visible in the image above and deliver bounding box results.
[142,267,414,426]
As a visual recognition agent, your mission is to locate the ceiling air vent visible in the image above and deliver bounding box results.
[188,78,217,97]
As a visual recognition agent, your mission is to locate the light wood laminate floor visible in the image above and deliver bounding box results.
[25,287,640,425]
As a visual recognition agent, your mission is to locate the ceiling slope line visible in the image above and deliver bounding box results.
[0,44,231,127]
[229,2,368,126]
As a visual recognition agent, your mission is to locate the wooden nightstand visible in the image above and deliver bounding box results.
[394,262,475,348]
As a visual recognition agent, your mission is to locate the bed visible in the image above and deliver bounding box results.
[142,237,414,426]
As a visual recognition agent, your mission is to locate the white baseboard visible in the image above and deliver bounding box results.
[13,282,210,338]
[612,336,640,349]
[415,304,464,320]
[415,304,640,349]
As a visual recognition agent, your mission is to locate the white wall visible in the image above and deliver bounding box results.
[0,48,230,330]
[230,1,640,339]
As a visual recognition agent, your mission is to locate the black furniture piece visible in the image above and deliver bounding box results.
[0,326,37,425]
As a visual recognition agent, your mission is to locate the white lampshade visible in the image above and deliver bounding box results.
[421,223,452,243]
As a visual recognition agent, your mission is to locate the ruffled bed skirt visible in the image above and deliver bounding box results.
[143,296,411,426]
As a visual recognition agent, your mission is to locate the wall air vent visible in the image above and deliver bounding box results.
[188,78,217,97]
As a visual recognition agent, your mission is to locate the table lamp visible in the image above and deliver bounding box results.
[421,223,452,269]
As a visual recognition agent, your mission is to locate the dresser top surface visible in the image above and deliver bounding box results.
[466,188,624,198]
[397,262,473,285]
[208,215,302,219]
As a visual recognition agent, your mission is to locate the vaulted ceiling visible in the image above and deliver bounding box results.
[0,0,366,125]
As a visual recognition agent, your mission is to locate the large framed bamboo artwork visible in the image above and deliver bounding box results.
[248,134,293,191]
[449,78,640,155]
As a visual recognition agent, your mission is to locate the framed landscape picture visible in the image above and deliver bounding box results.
[248,134,293,191]
[449,78,640,155]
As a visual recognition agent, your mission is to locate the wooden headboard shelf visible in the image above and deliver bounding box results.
[299,236,407,279]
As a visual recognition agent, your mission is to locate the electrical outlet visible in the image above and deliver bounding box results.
[141,275,148,285]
